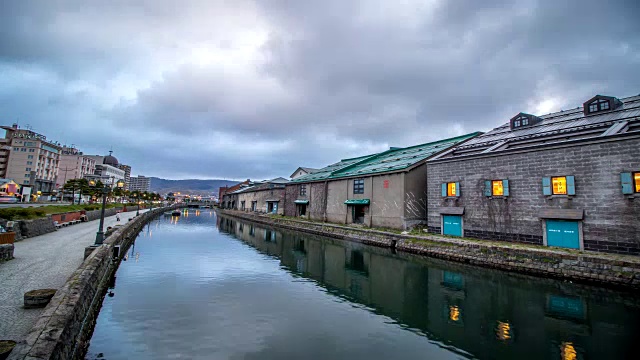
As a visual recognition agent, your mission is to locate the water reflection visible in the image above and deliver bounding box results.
[218,216,639,360]
[87,212,639,360]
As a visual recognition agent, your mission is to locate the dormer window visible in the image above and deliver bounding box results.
[510,113,542,130]
[583,95,622,116]
[588,98,609,113]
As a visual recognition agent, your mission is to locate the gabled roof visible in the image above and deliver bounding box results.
[0,179,18,185]
[291,132,481,183]
[431,94,640,161]
[229,177,289,194]
[268,177,290,184]
[290,166,320,179]
[290,154,377,183]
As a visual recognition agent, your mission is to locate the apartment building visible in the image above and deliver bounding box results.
[118,164,132,190]
[129,175,151,192]
[58,146,97,185]
[1,124,62,194]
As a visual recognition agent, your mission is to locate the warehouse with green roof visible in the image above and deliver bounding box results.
[284,132,480,229]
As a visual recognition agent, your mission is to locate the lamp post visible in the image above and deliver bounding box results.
[136,191,141,216]
[89,178,125,245]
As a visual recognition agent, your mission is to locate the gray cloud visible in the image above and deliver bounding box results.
[1,0,638,180]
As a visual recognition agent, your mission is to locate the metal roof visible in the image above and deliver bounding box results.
[438,94,640,159]
[292,132,480,183]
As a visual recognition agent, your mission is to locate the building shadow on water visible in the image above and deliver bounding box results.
[217,216,639,360]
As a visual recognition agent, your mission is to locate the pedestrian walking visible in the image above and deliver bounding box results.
[116,212,121,222]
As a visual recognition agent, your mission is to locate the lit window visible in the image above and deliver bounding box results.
[300,184,307,196]
[560,342,577,360]
[492,180,504,196]
[449,305,461,322]
[635,172,640,193]
[496,321,512,341]
[447,182,457,196]
[552,177,567,195]
[353,179,364,194]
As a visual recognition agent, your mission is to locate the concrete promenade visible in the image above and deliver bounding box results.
[0,209,148,341]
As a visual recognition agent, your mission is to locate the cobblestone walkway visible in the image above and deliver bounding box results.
[0,209,148,341]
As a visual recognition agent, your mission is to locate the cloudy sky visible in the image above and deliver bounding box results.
[1,0,639,180]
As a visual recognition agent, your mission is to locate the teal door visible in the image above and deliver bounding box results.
[546,220,580,249]
[443,215,462,237]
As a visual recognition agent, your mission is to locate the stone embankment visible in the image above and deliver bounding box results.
[7,205,180,360]
[0,208,124,242]
[217,209,640,290]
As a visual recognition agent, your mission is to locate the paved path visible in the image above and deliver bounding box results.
[0,209,148,341]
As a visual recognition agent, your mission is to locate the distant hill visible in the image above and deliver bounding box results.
[148,177,240,195]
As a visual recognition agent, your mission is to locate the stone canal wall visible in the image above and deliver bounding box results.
[218,209,398,248]
[217,209,640,290]
[7,205,181,360]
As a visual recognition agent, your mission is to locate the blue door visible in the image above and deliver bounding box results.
[443,215,462,237]
[546,220,580,249]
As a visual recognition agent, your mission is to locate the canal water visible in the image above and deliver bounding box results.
[86,209,639,360]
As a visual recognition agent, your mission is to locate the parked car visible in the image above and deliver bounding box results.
[0,195,19,203]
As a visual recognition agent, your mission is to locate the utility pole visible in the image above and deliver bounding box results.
[59,167,77,203]
[59,167,77,186]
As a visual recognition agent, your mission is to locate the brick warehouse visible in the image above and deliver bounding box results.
[285,133,480,229]
[426,94,640,255]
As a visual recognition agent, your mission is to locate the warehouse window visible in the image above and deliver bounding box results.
[552,177,567,195]
[588,98,609,113]
[492,180,504,196]
[635,172,640,193]
[300,184,307,196]
[543,176,575,196]
[442,182,460,197]
[353,179,364,194]
[484,180,509,197]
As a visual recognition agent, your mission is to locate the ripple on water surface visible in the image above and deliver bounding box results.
[86,211,640,360]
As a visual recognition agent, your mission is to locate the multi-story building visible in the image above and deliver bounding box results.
[84,152,125,185]
[118,164,132,190]
[224,178,290,214]
[129,175,151,192]
[285,133,479,229]
[427,93,640,255]
[58,146,96,185]
[1,124,62,194]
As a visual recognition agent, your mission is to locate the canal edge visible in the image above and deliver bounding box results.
[7,205,184,360]
[216,209,640,292]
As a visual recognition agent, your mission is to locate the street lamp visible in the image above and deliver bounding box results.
[89,178,125,245]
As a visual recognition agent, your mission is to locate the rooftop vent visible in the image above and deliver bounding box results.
[583,95,622,116]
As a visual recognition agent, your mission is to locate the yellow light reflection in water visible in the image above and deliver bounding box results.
[449,305,460,322]
[560,342,577,360]
[496,321,511,341]
[196,210,200,216]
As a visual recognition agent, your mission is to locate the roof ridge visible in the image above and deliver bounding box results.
[330,132,481,177]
